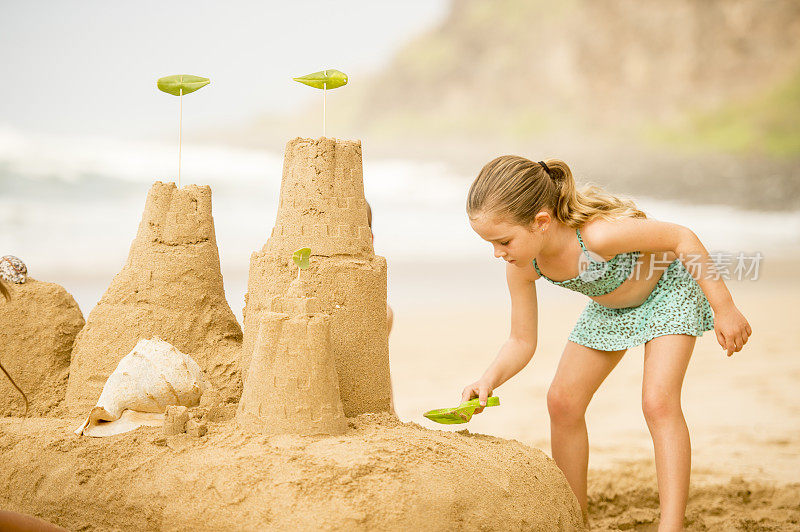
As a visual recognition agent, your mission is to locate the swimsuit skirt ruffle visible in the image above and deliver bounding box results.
[568,259,715,351]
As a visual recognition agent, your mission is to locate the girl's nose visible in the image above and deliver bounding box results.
[493,247,506,259]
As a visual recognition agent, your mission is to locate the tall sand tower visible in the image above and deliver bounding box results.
[64,182,243,414]
[237,279,347,435]
[242,137,391,417]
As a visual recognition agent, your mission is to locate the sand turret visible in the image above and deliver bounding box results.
[64,182,242,414]
[237,279,346,435]
[242,137,391,417]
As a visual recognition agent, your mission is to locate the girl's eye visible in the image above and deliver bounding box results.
[500,241,510,246]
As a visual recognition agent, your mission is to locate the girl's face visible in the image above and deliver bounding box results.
[469,212,545,266]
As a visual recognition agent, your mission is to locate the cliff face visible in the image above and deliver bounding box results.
[64,182,243,414]
[352,0,800,139]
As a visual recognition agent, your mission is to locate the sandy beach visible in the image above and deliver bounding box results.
[4,252,794,530]
[2,0,799,528]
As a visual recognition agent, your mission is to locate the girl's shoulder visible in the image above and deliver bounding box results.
[579,215,688,257]
[578,215,646,259]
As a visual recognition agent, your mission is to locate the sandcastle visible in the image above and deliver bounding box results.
[241,137,392,417]
[237,279,347,435]
[0,139,584,531]
[64,182,243,414]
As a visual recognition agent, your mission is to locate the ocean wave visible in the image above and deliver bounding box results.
[1,126,798,273]
[0,124,283,186]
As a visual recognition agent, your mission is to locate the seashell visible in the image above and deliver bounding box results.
[75,337,209,437]
[0,255,27,284]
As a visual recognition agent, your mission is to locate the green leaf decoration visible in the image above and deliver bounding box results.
[292,247,312,270]
[293,69,348,90]
[157,74,211,96]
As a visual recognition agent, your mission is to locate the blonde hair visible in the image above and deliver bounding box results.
[0,279,9,301]
[467,155,646,227]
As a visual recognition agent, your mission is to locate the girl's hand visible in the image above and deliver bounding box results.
[461,379,494,414]
[714,305,752,357]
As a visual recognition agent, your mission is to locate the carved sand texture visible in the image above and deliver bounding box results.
[237,279,346,436]
[242,138,391,417]
[0,279,84,416]
[0,415,584,531]
[64,182,242,415]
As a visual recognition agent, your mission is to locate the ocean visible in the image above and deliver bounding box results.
[2,126,798,318]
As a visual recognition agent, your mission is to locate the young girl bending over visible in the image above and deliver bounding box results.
[461,156,751,530]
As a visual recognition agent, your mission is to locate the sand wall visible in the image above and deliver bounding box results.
[242,138,392,417]
[64,182,242,414]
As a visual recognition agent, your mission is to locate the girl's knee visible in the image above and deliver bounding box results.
[547,385,587,424]
[641,389,682,424]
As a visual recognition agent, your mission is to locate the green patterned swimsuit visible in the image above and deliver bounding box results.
[533,228,715,351]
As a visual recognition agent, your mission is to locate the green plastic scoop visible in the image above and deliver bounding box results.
[423,396,500,424]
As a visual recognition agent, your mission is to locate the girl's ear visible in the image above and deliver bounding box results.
[532,211,551,232]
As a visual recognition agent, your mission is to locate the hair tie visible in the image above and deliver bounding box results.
[538,161,551,176]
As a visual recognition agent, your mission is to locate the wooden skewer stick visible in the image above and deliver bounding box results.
[0,361,28,417]
[0,281,29,417]
[178,82,183,188]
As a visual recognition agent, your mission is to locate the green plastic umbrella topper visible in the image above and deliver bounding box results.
[292,247,311,279]
[156,74,211,188]
[292,69,348,137]
[157,74,210,96]
[292,69,348,89]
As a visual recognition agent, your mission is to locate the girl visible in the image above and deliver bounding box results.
[461,156,751,531]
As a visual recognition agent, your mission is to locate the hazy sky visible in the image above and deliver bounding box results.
[0,1,449,139]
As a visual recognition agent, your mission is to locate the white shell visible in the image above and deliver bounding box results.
[0,255,27,284]
[75,337,209,437]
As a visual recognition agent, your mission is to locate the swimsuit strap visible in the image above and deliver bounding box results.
[575,228,594,259]
[532,258,544,277]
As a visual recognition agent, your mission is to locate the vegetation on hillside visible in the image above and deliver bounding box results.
[348,0,800,159]
[649,69,800,157]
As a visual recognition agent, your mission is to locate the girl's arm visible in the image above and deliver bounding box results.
[461,262,539,407]
[673,229,752,355]
[584,218,752,356]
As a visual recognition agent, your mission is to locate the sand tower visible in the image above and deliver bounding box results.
[242,137,391,417]
[64,182,242,414]
[237,279,347,435]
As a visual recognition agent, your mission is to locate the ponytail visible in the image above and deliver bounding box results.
[548,159,647,226]
[468,155,646,226]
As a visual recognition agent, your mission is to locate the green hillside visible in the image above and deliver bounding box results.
[649,69,800,157]
[346,0,800,157]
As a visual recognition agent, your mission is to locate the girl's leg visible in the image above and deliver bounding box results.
[547,341,627,522]
[642,334,696,532]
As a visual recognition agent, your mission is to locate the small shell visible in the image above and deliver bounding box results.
[0,255,27,284]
